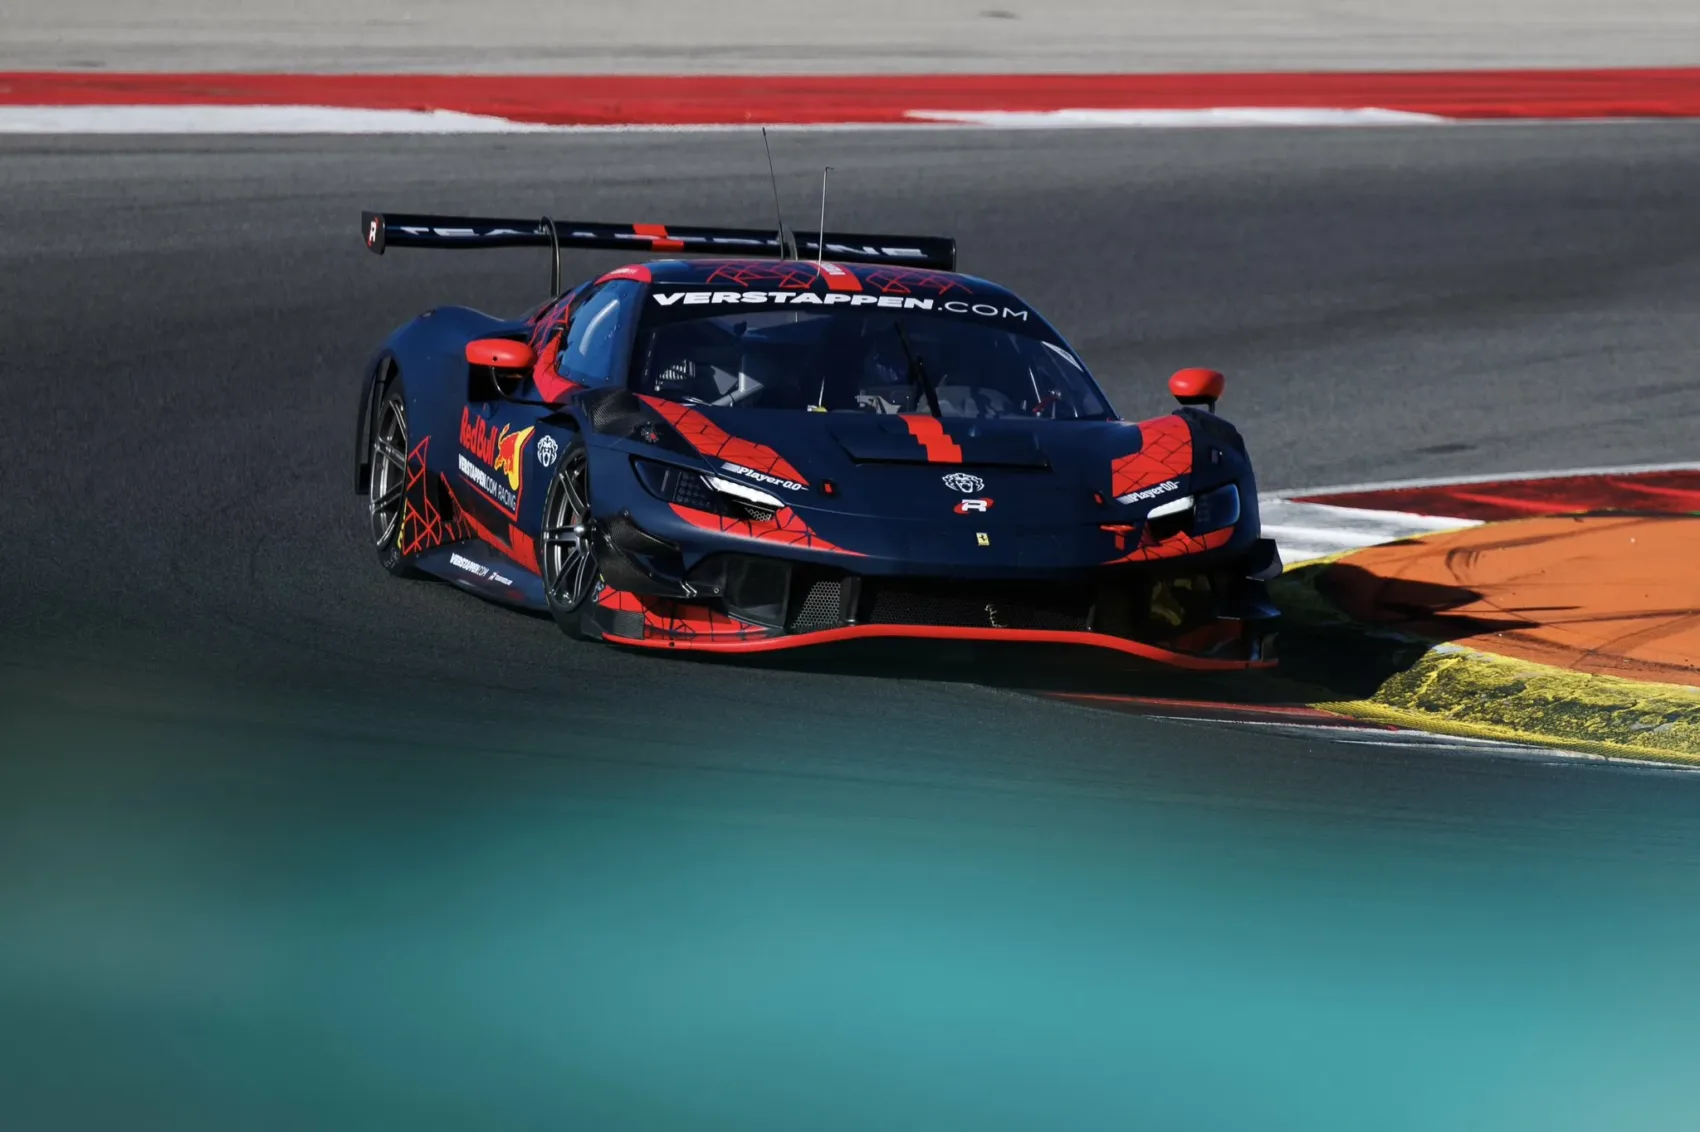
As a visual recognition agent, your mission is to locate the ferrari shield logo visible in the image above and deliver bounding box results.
[976,532,990,547]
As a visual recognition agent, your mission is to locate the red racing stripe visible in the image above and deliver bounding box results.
[8,71,1700,126]
[901,415,963,463]
[633,222,685,251]
[816,261,862,292]
[458,509,541,573]
[597,264,652,284]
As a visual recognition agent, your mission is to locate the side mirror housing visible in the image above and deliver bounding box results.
[467,338,537,402]
[466,338,536,370]
[1169,367,1225,412]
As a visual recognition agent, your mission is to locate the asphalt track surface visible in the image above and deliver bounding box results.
[3,127,1700,1131]
[8,0,1700,72]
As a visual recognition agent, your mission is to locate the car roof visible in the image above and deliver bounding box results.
[614,258,1021,302]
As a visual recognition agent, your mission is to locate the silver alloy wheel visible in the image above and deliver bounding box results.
[369,398,409,550]
[541,445,598,611]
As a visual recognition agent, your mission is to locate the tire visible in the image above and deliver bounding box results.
[539,436,601,638]
[367,381,419,578]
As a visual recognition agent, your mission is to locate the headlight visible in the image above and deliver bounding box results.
[702,475,785,510]
[633,458,783,521]
[1146,494,1194,519]
[1142,482,1241,541]
[1192,483,1241,532]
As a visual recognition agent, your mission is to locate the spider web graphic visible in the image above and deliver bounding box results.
[398,436,472,557]
[694,261,976,297]
[858,267,971,296]
[1104,525,1235,565]
[1103,416,1226,563]
[640,396,809,485]
[594,584,777,642]
[1111,416,1193,499]
[703,261,824,289]
[528,294,573,347]
[531,329,582,405]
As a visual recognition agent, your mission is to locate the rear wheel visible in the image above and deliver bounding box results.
[368,385,418,578]
[539,437,601,638]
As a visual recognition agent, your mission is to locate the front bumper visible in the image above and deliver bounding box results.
[605,620,1273,668]
[583,557,1280,670]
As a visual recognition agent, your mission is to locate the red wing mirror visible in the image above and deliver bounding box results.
[1169,367,1225,411]
[466,338,536,370]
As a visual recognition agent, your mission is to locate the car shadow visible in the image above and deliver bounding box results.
[667,556,1531,714]
[1267,557,1542,701]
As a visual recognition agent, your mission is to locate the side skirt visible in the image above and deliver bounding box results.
[414,544,546,610]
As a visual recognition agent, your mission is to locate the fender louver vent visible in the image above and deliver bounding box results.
[583,389,648,435]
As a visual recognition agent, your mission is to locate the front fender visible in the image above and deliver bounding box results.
[353,350,396,493]
[353,307,520,493]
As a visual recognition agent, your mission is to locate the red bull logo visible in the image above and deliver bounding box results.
[460,407,534,493]
[492,425,534,492]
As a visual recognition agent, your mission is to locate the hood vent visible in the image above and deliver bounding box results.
[827,417,1051,468]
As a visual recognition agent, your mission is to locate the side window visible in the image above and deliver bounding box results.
[559,281,641,387]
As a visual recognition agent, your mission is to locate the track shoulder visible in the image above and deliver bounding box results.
[1277,560,1700,765]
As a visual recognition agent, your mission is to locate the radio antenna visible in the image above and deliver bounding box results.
[816,166,833,265]
[760,128,798,260]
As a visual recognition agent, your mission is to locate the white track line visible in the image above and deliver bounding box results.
[1267,460,1700,499]
[0,105,560,133]
[906,107,1449,128]
[0,104,1461,134]
[1261,460,1700,565]
[1260,499,1480,565]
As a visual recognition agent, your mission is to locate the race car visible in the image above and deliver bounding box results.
[354,211,1281,668]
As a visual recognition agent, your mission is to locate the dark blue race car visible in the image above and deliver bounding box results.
[355,211,1282,667]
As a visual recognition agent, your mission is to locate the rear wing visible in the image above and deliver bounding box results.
[361,211,957,285]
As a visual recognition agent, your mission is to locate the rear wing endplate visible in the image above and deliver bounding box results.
[361,211,957,275]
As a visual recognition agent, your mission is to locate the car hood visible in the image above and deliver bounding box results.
[637,402,1238,527]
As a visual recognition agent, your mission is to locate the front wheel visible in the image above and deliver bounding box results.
[368,385,419,578]
[539,437,601,638]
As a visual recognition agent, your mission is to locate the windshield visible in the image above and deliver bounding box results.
[632,302,1112,420]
